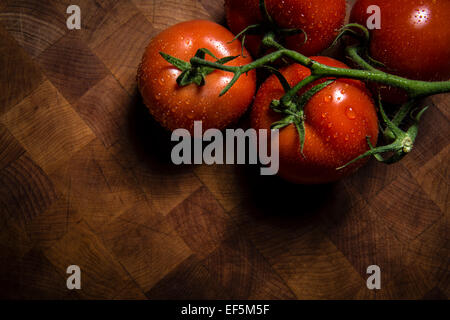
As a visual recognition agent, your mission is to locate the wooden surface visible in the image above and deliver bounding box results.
[0,0,448,300]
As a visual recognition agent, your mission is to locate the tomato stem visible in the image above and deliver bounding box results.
[163,23,450,168]
[190,46,450,98]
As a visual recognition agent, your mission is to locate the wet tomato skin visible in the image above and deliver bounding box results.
[251,57,379,184]
[350,0,450,82]
[225,0,346,57]
[138,20,256,133]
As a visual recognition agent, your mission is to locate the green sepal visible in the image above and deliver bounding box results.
[219,72,241,97]
[160,52,191,71]
[177,69,205,87]
[298,80,335,109]
[294,119,306,157]
[160,49,239,89]
[264,66,291,92]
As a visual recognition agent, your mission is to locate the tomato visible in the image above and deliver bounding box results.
[251,57,379,184]
[350,0,450,82]
[225,0,347,57]
[137,20,256,133]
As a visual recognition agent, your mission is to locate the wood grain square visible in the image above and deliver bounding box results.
[82,0,142,49]
[368,170,443,242]
[0,220,32,275]
[199,0,226,23]
[228,204,321,266]
[323,199,407,285]
[346,160,410,201]
[411,145,449,214]
[431,93,450,121]
[49,139,152,229]
[23,191,76,249]
[271,228,365,299]
[146,255,230,300]
[113,281,148,300]
[204,236,296,300]
[0,80,96,174]
[194,165,253,212]
[130,162,202,217]
[58,0,125,46]
[0,248,79,299]
[375,264,434,300]
[406,216,449,295]
[422,287,447,300]
[0,123,25,171]
[0,0,67,57]
[0,26,45,115]
[109,114,203,215]
[75,75,134,148]
[37,33,109,104]
[91,11,155,94]
[43,220,133,299]
[0,154,57,227]
[99,217,192,292]
[227,180,359,265]
[131,0,210,31]
[168,186,237,258]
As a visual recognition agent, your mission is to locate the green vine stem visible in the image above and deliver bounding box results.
[160,21,450,168]
[189,46,450,100]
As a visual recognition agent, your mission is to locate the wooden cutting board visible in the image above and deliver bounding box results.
[0,0,448,300]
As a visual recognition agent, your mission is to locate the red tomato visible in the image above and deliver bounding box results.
[350,0,450,82]
[137,20,256,133]
[225,0,346,57]
[251,57,379,184]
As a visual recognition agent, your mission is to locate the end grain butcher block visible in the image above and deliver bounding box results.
[0,0,448,300]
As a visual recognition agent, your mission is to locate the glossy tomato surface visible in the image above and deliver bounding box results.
[251,57,379,184]
[351,0,450,81]
[138,20,256,133]
[225,0,346,57]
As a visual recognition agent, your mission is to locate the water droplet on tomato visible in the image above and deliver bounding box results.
[346,107,356,120]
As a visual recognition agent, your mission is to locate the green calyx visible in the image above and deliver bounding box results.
[337,97,427,170]
[160,48,239,87]
[270,75,335,157]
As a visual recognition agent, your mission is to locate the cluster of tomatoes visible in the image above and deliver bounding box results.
[137,0,450,184]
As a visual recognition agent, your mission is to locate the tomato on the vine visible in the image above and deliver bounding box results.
[350,0,450,82]
[225,0,347,57]
[251,57,379,184]
[138,20,256,133]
